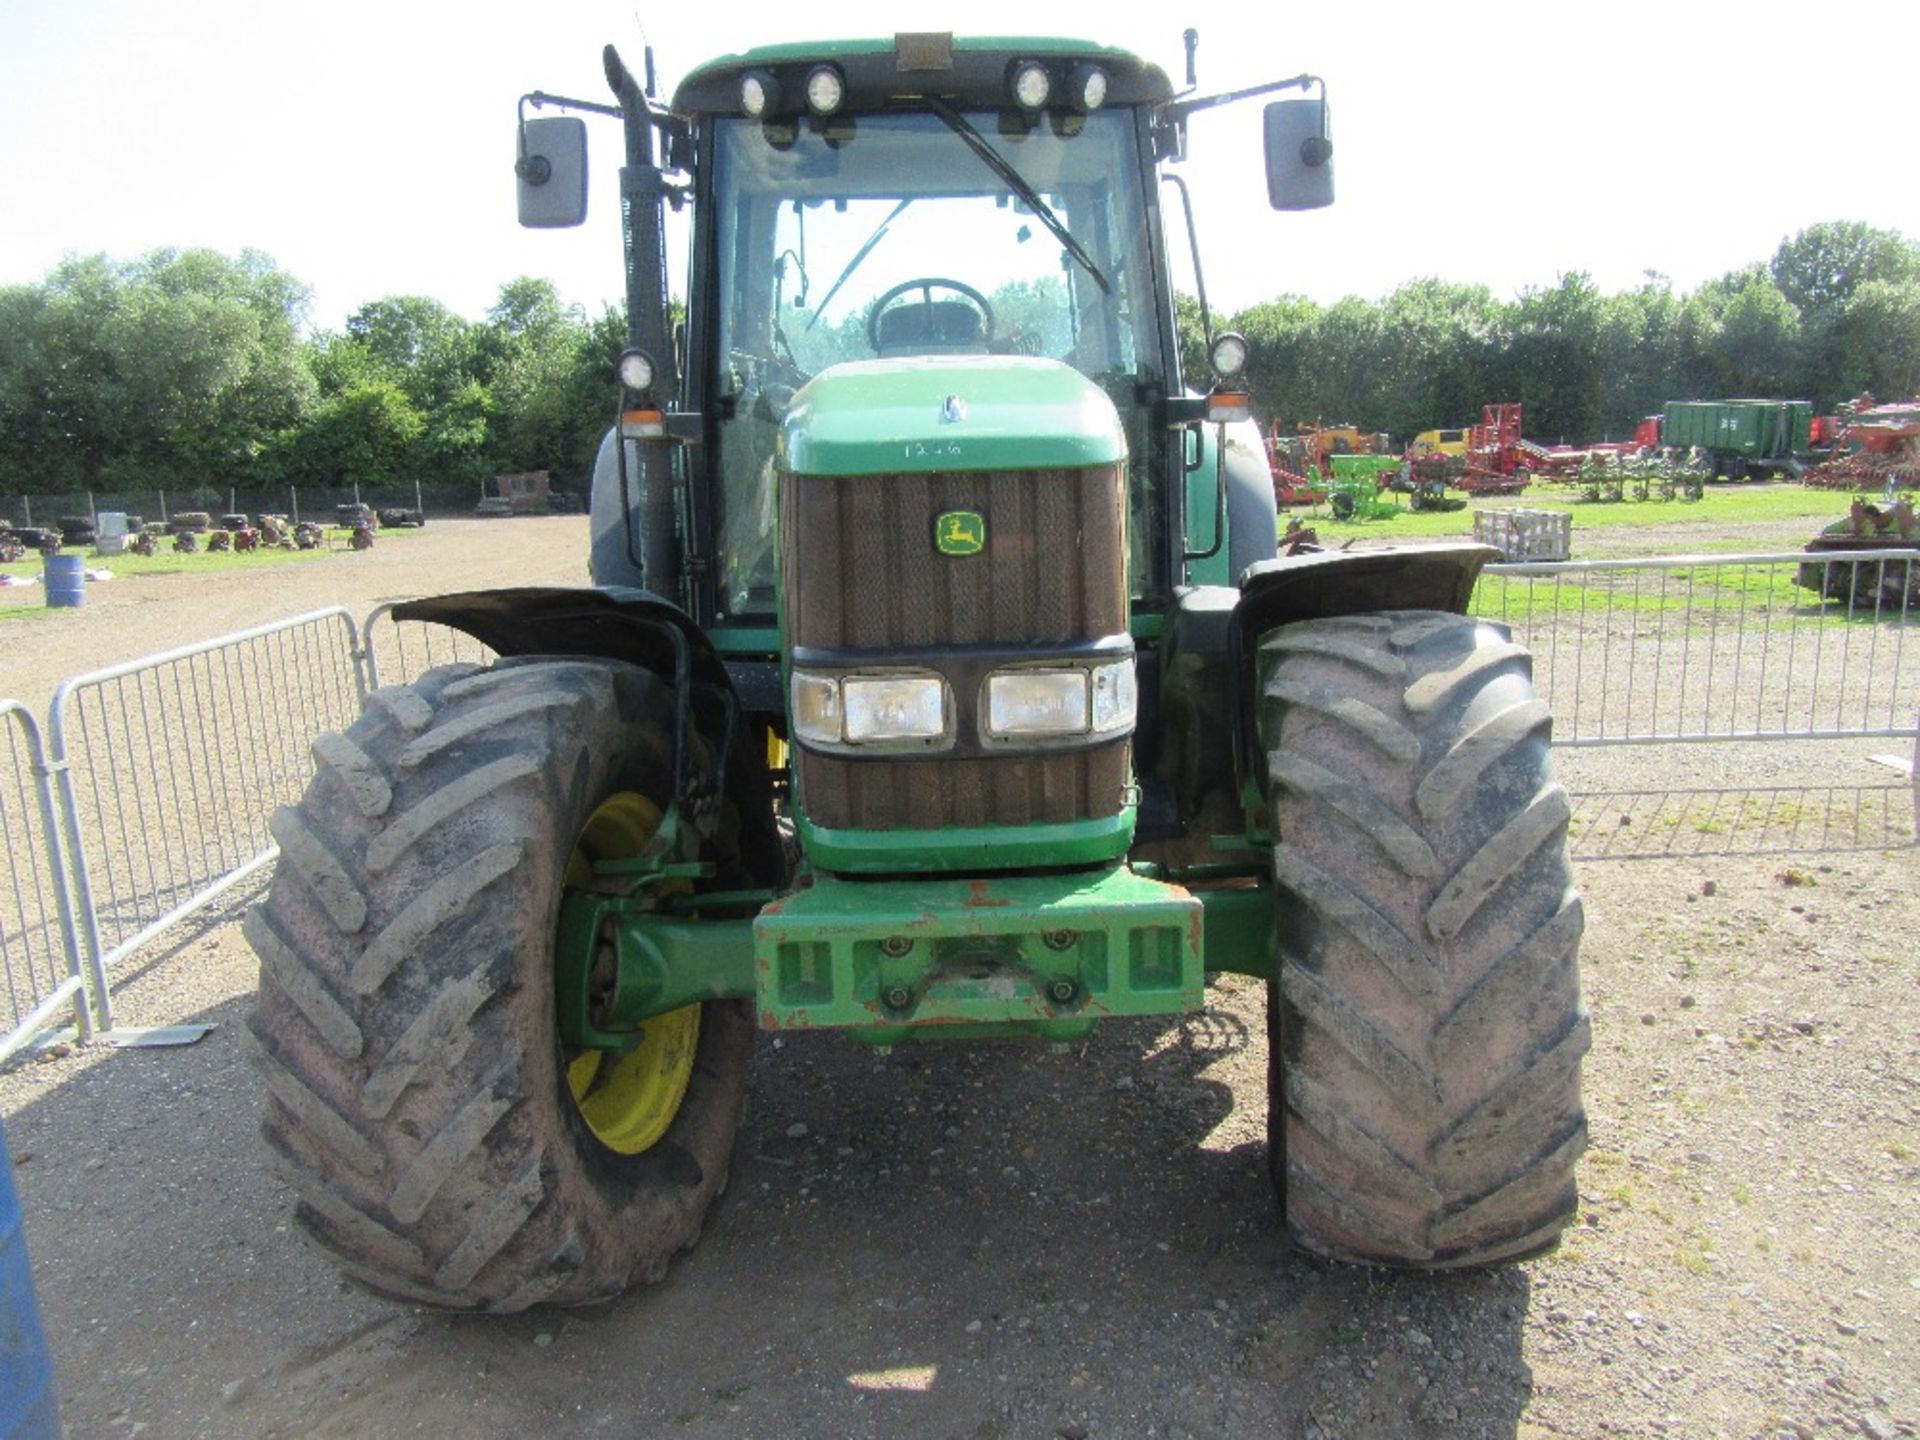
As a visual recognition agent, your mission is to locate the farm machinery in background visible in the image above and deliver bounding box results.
[1457,403,1643,494]
[1264,420,1391,505]
[1633,399,1815,481]
[1266,423,1460,518]
[1801,396,1920,493]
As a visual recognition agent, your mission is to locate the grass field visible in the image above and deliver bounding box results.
[1300,481,1858,546]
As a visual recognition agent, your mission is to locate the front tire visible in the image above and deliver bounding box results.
[1256,611,1589,1268]
[246,658,752,1310]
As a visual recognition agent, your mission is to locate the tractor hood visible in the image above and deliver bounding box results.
[779,356,1128,478]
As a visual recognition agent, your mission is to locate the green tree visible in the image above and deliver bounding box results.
[1769,222,1919,316]
[0,248,314,498]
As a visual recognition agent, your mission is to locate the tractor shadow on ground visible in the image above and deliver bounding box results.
[7,948,1538,1440]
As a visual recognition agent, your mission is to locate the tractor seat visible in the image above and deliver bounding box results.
[874,300,987,356]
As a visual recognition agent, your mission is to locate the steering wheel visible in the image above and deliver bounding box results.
[867,277,996,353]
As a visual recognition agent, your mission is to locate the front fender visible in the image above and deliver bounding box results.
[391,585,786,887]
[1229,542,1500,815]
[393,585,734,694]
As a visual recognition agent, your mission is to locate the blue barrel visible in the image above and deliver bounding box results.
[43,553,83,610]
[0,1115,60,1439]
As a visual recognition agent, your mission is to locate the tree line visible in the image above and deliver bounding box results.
[0,249,625,502]
[1,222,1915,504]
[1182,220,1920,443]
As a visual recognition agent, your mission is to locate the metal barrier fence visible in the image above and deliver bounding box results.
[0,704,91,1065]
[359,601,496,691]
[1476,549,1919,858]
[4,555,1918,1057]
[1476,550,1917,744]
[47,610,364,1023]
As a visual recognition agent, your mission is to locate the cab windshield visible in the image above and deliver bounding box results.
[707,108,1162,621]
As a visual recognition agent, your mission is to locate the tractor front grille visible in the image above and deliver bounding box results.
[781,464,1129,834]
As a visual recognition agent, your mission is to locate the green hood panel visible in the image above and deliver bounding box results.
[780,357,1129,477]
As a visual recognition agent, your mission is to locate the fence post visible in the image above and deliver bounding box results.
[21,497,30,526]
[159,489,168,522]
[45,683,115,1035]
[291,485,300,524]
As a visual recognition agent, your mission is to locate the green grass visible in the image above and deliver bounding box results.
[1471,561,1836,623]
[1293,482,1858,545]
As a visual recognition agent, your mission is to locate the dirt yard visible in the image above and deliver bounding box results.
[1,515,1915,1440]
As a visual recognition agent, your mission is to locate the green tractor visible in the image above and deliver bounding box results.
[247,32,1587,1311]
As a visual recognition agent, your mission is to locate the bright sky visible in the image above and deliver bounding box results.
[4,0,1916,333]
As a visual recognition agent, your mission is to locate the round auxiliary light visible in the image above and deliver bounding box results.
[1209,331,1249,380]
[617,348,655,393]
[1068,62,1108,113]
[1010,60,1051,112]
[740,70,779,119]
[804,64,845,116]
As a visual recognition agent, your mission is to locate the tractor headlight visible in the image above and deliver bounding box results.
[1067,62,1108,113]
[1089,659,1136,734]
[617,348,655,393]
[844,675,947,742]
[740,69,779,118]
[804,65,846,116]
[1209,331,1249,380]
[792,670,949,746]
[986,669,1088,738]
[984,659,1136,739]
[1009,60,1051,112]
[791,671,842,744]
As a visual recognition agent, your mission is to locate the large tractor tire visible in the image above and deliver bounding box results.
[245,658,753,1311]
[1256,611,1588,1268]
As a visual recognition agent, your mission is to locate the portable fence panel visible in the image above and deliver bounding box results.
[1476,551,1919,858]
[1559,781,1916,861]
[48,609,365,980]
[1476,552,1918,744]
[0,702,89,1063]
[360,602,497,691]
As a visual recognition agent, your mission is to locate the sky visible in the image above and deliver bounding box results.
[3,0,1917,333]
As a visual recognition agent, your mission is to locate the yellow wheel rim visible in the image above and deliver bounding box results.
[561,792,701,1156]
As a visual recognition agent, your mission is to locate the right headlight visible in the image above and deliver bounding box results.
[984,659,1136,740]
[790,670,949,747]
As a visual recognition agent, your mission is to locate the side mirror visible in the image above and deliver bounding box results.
[1262,98,1334,211]
[516,116,588,228]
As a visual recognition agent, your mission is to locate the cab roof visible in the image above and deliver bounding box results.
[672,34,1174,117]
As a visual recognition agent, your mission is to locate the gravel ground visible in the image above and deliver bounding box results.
[2,514,1915,1440]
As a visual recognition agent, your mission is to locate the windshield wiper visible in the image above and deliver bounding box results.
[924,97,1111,296]
[805,198,912,332]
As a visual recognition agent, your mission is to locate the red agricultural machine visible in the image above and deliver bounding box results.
[1458,403,1642,494]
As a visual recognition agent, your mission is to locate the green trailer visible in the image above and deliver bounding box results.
[245,30,1590,1311]
[1662,399,1813,479]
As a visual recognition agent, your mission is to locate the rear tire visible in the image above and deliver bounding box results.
[1256,610,1588,1267]
[246,658,752,1310]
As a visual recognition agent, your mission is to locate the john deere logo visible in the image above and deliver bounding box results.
[935,510,986,556]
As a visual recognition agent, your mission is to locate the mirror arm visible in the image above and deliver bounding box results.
[1164,72,1322,124]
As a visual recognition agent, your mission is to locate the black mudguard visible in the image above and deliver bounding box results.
[391,585,785,886]
[1157,544,1499,837]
